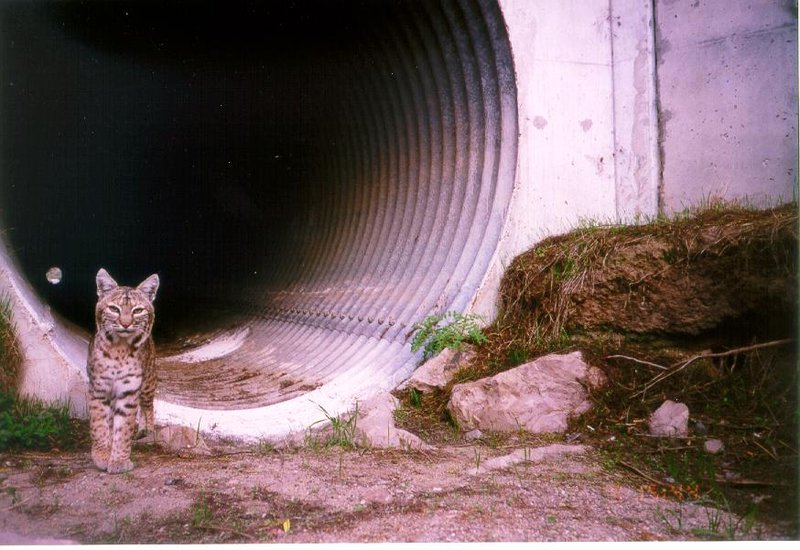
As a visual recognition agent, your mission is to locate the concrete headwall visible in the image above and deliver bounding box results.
[476,0,797,319]
[654,0,798,211]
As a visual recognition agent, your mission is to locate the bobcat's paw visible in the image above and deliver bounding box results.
[106,459,134,474]
[91,448,110,471]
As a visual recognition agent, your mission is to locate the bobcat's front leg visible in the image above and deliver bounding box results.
[88,395,112,471]
[137,392,155,440]
[106,391,139,474]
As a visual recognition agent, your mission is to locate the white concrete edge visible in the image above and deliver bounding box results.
[610,0,661,222]
[0,243,90,416]
[155,339,417,444]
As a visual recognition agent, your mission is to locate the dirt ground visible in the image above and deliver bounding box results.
[0,437,796,543]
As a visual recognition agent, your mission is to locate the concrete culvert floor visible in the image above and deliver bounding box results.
[0,0,517,434]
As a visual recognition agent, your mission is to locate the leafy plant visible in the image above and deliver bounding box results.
[410,311,487,360]
[0,391,75,451]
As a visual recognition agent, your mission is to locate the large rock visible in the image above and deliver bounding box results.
[354,392,432,450]
[401,344,476,393]
[648,400,689,437]
[447,351,605,433]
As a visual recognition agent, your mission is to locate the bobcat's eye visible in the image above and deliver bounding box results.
[132,306,146,315]
[108,305,121,314]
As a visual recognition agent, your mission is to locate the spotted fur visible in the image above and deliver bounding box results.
[87,268,159,473]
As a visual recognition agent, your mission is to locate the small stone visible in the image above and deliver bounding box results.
[155,425,211,455]
[353,392,432,450]
[464,429,483,441]
[648,400,690,437]
[704,438,724,454]
[361,486,393,505]
[693,421,708,435]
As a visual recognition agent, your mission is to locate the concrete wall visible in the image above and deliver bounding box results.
[474,0,797,318]
[655,0,798,211]
[474,0,662,316]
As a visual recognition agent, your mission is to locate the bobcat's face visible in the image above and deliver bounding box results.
[95,269,159,347]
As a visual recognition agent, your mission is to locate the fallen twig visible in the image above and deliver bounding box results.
[607,355,667,370]
[202,523,257,541]
[631,339,794,398]
[714,477,791,488]
[1,495,32,513]
[751,439,778,461]
[617,460,670,487]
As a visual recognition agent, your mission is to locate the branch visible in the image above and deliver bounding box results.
[617,460,670,487]
[632,339,794,398]
[607,355,667,370]
[202,523,256,541]
[1,496,32,513]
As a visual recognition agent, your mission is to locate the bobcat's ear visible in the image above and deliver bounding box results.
[137,274,160,303]
[96,268,118,299]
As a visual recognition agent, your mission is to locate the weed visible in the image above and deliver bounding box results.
[109,514,132,543]
[308,403,359,449]
[505,346,530,366]
[256,439,276,455]
[656,504,685,534]
[692,494,759,540]
[410,311,487,360]
[408,388,422,408]
[551,258,576,283]
[191,494,213,529]
[472,447,482,472]
[4,486,20,505]
[0,293,22,394]
[0,392,77,451]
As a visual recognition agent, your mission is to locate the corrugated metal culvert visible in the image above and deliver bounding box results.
[0,0,517,439]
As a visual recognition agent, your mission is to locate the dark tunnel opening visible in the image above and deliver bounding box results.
[0,0,518,411]
[1,1,391,338]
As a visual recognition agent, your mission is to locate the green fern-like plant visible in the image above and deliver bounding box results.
[410,311,487,360]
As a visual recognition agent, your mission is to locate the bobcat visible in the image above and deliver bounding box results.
[87,268,159,473]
